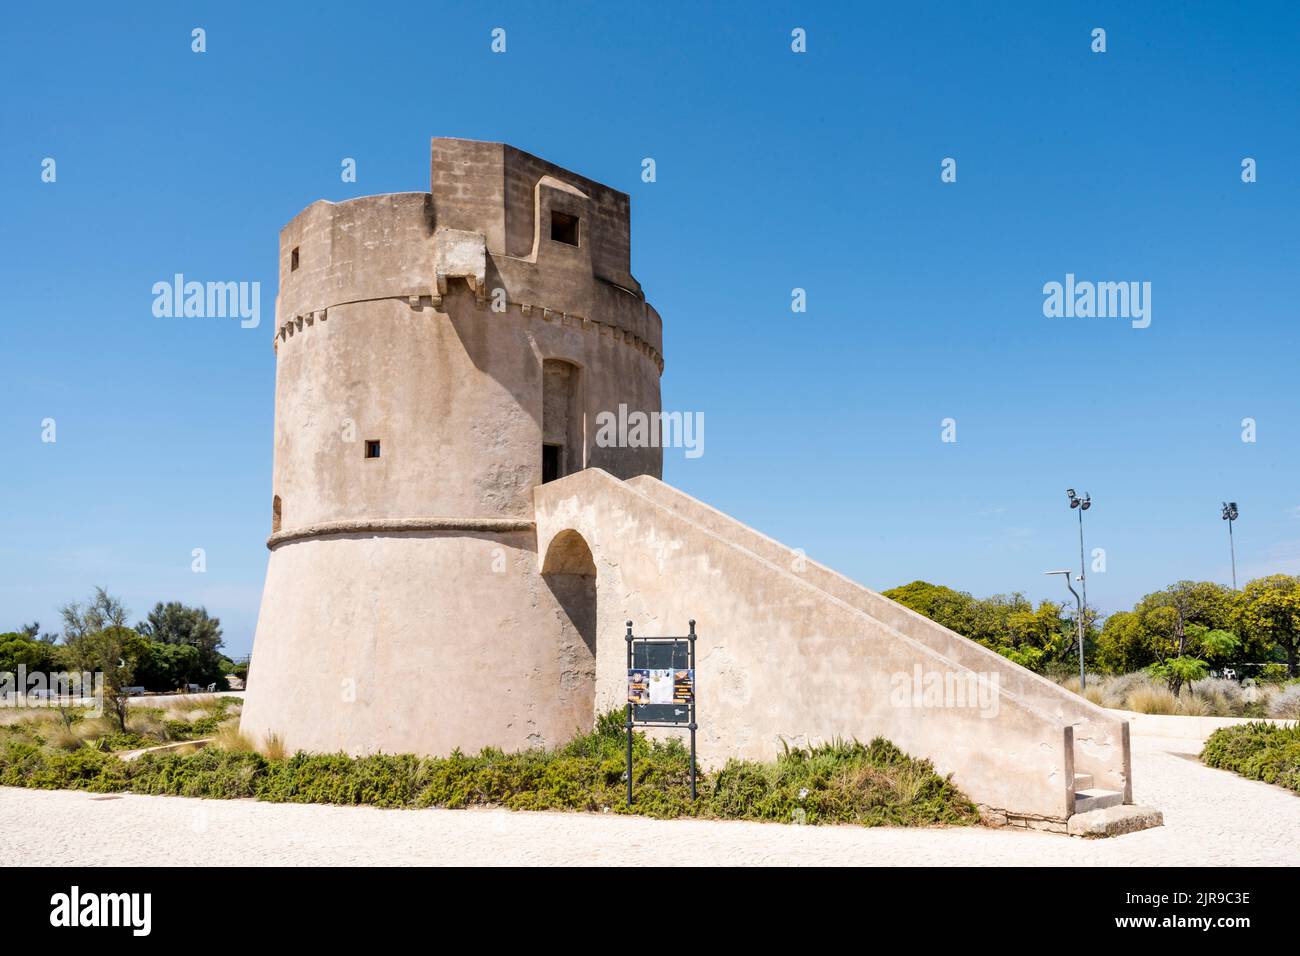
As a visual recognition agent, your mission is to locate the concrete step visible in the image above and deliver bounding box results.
[1074,787,1124,814]
[1073,772,1094,790]
[1069,804,1163,838]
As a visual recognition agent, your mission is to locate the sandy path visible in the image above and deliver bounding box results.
[3,728,1296,866]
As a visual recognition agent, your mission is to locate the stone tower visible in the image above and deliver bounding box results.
[239,139,1138,830]
[240,138,664,755]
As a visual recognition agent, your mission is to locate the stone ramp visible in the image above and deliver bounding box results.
[625,475,1131,803]
[536,469,1132,825]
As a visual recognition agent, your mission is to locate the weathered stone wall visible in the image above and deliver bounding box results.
[242,140,662,753]
[625,476,1131,800]
[535,469,1133,822]
[243,529,596,755]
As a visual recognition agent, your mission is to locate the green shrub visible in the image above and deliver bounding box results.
[1201,722,1300,792]
[0,741,128,791]
[0,712,979,827]
[1258,663,1290,684]
[259,752,426,807]
[709,738,976,826]
[130,748,266,799]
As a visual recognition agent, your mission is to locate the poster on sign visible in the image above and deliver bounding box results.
[673,669,694,704]
[627,667,694,707]
[627,668,650,704]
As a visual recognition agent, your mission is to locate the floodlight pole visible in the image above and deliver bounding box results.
[1221,503,1239,591]
[1227,518,1237,591]
[1065,490,1092,684]
[1045,570,1085,691]
[1076,505,1088,622]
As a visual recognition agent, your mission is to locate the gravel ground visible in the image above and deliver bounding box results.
[3,725,1297,866]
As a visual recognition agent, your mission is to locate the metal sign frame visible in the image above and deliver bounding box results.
[624,619,698,805]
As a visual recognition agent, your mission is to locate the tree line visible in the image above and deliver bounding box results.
[882,574,1300,693]
[1,587,246,725]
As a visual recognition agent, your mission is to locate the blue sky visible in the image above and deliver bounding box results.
[3,1,1298,656]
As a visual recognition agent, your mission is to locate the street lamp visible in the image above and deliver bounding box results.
[1221,501,1239,590]
[1065,488,1091,627]
[1045,570,1086,690]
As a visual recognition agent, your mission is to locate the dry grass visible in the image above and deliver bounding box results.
[73,716,119,742]
[209,719,278,758]
[1,696,241,753]
[141,694,234,715]
[1126,684,1177,714]
[42,722,82,752]
[126,711,170,741]
[1269,684,1300,719]
[210,719,255,753]
[0,711,83,748]
[1054,671,1298,717]
[260,732,287,761]
[0,708,63,728]
[1174,694,1213,716]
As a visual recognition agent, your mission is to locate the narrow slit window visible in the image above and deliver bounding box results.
[550,212,579,246]
[542,443,562,483]
[364,440,381,459]
[290,247,300,271]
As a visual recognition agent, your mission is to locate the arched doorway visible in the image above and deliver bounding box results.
[541,529,597,725]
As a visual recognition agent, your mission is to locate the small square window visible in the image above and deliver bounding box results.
[550,212,579,246]
[290,247,300,271]
[364,440,381,459]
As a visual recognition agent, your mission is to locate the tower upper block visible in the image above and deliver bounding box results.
[267,138,664,536]
[429,137,637,296]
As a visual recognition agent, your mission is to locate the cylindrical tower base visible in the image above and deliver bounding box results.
[240,528,596,755]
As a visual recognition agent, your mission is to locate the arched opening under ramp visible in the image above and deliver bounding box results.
[541,529,598,725]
